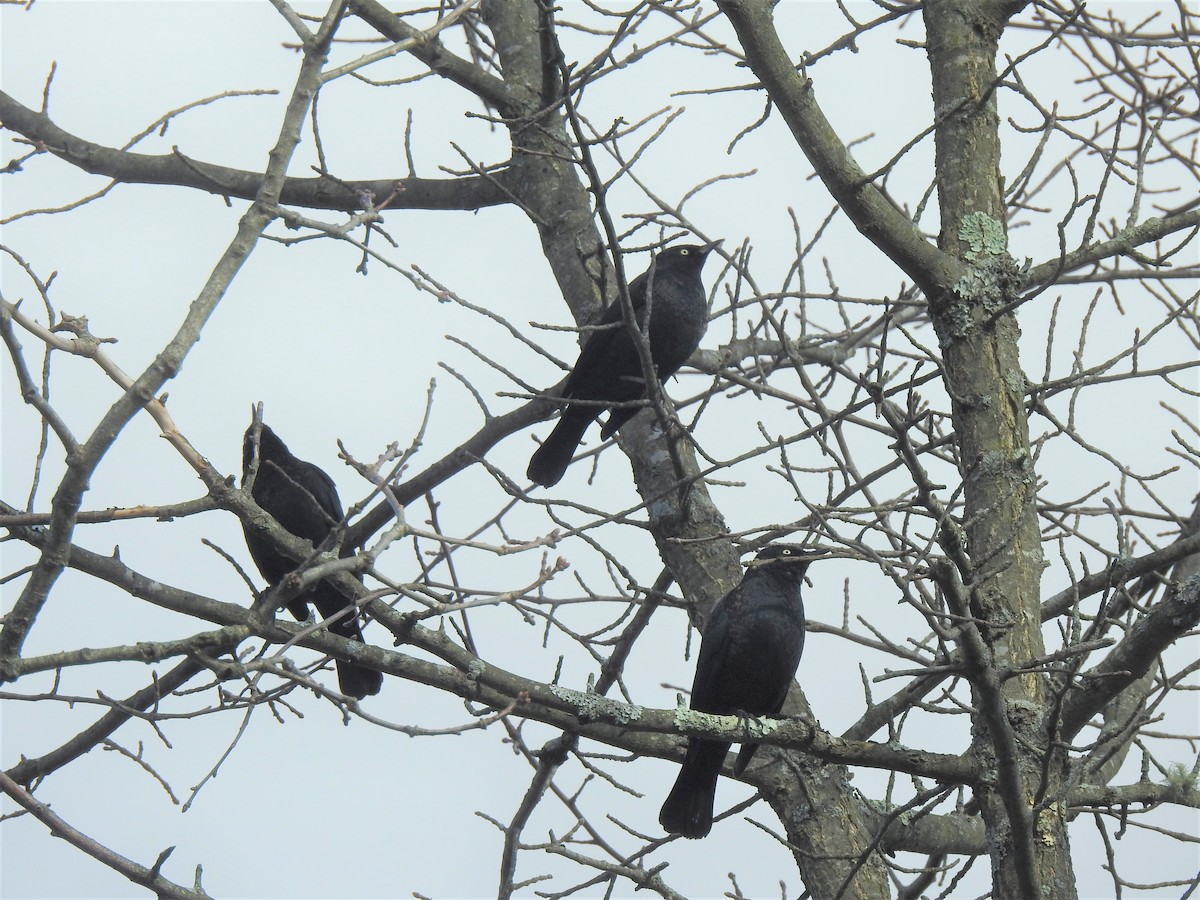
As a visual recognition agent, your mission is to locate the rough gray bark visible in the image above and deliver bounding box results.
[923,2,1073,897]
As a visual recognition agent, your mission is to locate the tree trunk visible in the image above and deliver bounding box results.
[925,1,1076,897]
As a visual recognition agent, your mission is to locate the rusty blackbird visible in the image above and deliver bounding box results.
[241,420,382,699]
[527,241,720,487]
[659,544,821,838]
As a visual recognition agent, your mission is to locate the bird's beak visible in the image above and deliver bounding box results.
[796,547,832,562]
[700,239,723,257]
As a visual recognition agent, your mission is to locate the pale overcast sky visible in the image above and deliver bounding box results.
[2,3,1196,899]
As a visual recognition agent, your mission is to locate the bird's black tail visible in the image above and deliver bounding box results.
[313,588,383,699]
[527,408,595,487]
[658,739,729,839]
[332,657,382,700]
[733,741,761,776]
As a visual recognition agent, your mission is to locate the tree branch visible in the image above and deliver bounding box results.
[0,771,212,899]
[0,89,510,213]
[1059,574,1200,742]
[715,0,963,297]
[348,0,512,111]
[1022,209,1200,290]
[5,657,210,786]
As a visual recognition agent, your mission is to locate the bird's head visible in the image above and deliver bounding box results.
[655,239,722,271]
[242,416,286,471]
[745,543,826,583]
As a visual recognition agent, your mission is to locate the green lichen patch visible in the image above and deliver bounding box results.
[958,211,1007,260]
[671,706,782,740]
[549,683,644,724]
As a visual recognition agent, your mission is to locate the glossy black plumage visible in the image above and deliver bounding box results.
[241,421,382,699]
[659,544,818,839]
[527,241,719,487]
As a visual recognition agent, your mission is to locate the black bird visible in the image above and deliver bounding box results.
[241,420,382,700]
[659,544,820,839]
[527,241,720,487]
